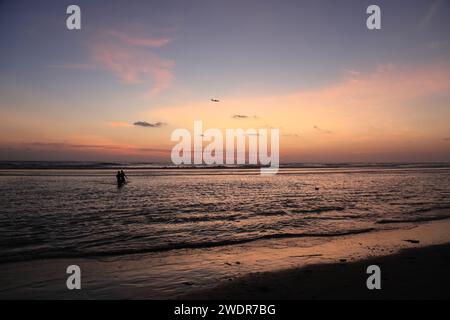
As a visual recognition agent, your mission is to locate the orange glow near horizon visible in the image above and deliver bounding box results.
[1,61,450,162]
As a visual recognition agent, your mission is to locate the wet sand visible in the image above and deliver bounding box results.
[185,243,450,300]
[1,219,450,299]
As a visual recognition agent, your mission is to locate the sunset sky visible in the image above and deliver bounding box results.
[1,0,450,163]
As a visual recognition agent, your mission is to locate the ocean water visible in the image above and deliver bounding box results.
[1,165,450,264]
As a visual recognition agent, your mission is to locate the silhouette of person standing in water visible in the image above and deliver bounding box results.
[120,170,127,183]
[116,170,127,185]
[116,170,122,185]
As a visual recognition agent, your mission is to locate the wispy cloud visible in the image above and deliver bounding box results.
[419,0,443,30]
[345,69,360,77]
[55,28,175,97]
[105,30,171,48]
[231,114,259,119]
[231,114,249,119]
[93,33,174,96]
[133,121,167,128]
[7,142,171,155]
[282,133,300,138]
[313,125,332,134]
[30,142,107,149]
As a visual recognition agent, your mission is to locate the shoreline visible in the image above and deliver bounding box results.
[1,218,450,299]
[179,218,450,300]
[184,243,450,300]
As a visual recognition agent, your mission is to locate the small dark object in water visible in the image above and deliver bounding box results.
[339,258,347,263]
[315,187,320,191]
[404,239,420,244]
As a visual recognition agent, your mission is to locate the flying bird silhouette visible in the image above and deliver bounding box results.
[211,99,220,102]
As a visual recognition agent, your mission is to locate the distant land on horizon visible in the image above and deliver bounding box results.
[1,161,450,170]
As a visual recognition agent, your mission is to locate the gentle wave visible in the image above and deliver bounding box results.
[377,215,450,224]
[0,228,375,264]
[291,207,345,214]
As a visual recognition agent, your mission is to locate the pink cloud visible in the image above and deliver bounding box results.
[105,30,171,48]
[91,29,174,96]
[303,62,450,107]
[1,142,172,160]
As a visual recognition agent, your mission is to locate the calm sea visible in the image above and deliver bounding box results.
[1,162,450,264]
